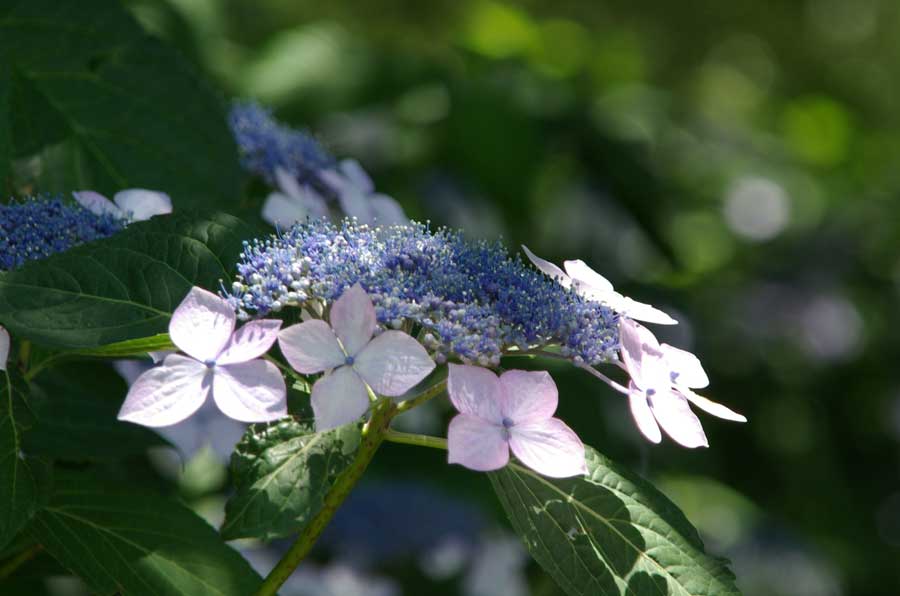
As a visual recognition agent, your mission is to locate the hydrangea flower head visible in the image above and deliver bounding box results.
[0,196,127,271]
[447,364,586,478]
[226,219,619,367]
[73,188,172,222]
[620,318,746,447]
[278,284,436,431]
[118,287,287,427]
[522,245,677,325]
[0,326,9,371]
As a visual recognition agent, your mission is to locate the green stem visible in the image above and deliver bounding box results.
[383,429,448,451]
[0,544,42,580]
[396,378,447,412]
[254,397,398,596]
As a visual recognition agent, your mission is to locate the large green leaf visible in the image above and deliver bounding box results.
[25,362,169,460]
[0,369,49,548]
[222,418,362,540]
[28,471,262,596]
[0,0,242,205]
[0,211,255,348]
[489,446,740,596]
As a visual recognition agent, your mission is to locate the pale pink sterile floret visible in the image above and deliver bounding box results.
[521,245,677,325]
[619,318,746,448]
[278,284,435,431]
[0,326,9,371]
[261,167,330,226]
[118,287,286,427]
[446,364,587,478]
[73,189,172,222]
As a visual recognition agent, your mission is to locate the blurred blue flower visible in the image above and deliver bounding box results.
[225,218,619,366]
[0,196,127,271]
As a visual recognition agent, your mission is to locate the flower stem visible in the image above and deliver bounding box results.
[254,397,397,596]
[396,378,447,412]
[0,544,42,580]
[383,429,448,451]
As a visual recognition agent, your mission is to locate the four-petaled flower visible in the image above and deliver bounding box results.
[73,189,172,222]
[620,318,746,447]
[522,245,677,325]
[278,284,435,431]
[446,364,586,478]
[0,326,8,371]
[118,287,287,427]
[321,159,407,225]
[261,167,330,226]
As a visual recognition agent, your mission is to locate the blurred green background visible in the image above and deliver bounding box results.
[129,1,900,594]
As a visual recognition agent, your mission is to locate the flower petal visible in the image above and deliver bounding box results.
[336,187,374,223]
[339,159,375,194]
[278,320,346,374]
[447,414,509,472]
[353,331,435,396]
[562,259,614,293]
[149,350,174,364]
[447,364,503,423]
[275,166,305,199]
[627,384,662,444]
[213,360,287,423]
[117,354,209,427]
[369,194,407,225]
[521,245,571,288]
[296,186,331,219]
[168,286,236,362]
[648,389,708,448]
[680,388,747,422]
[112,189,172,221]
[618,297,678,325]
[508,418,587,478]
[619,318,666,389]
[73,190,122,218]
[217,319,282,365]
[330,284,376,357]
[262,192,308,226]
[660,344,708,388]
[0,326,9,371]
[311,366,370,431]
[498,370,557,424]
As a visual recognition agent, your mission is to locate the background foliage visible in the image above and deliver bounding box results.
[2,0,898,595]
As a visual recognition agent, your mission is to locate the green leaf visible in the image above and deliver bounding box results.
[222,418,362,540]
[0,211,255,349]
[0,369,49,548]
[28,470,262,596]
[25,362,169,460]
[489,446,740,596]
[0,0,242,206]
[70,333,174,358]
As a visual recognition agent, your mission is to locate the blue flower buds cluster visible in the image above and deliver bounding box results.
[228,101,335,188]
[0,196,127,271]
[225,219,619,366]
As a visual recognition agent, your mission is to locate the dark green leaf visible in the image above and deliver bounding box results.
[29,470,262,596]
[489,446,740,596]
[70,333,174,358]
[0,369,49,548]
[25,362,169,460]
[0,0,242,205]
[222,418,362,540]
[0,211,255,348]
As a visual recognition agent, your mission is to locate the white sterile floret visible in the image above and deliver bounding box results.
[320,159,407,225]
[73,189,172,222]
[0,326,9,371]
[118,287,287,427]
[521,245,677,325]
[261,167,330,226]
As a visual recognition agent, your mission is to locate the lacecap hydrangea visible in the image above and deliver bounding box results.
[224,219,619,366]
[0,196,127,271]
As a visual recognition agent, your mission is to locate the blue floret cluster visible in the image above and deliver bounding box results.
[225,219,619,366]
[0,196,127,271]
[228,101,336,187]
